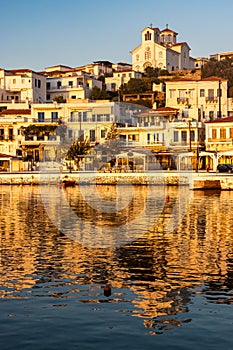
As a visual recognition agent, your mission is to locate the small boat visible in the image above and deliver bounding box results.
[62,179,76,188]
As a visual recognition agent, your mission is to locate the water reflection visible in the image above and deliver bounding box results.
[0,185,233,335]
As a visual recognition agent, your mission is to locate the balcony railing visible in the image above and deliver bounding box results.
[177,97,187,103]
[21,135,60,143]
[47,84,85,91]
[0,136,16,141]
[205,97,218,102]
[32,118,59,123]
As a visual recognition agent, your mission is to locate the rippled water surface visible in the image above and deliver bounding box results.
[0,184,233,350]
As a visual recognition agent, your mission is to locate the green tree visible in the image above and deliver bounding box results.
[20,124,57,136]
[120,78,150,94]
[66,137,91,167]
[104,123,119,141]
[201,57,233,90]
[53,95,66,103]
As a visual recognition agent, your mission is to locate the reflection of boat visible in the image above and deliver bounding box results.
[62,179,76,188]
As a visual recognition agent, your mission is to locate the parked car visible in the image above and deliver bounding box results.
[217,164,233,173]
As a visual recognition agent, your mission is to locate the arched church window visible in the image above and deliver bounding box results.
[145,31,152,41]
[145,47,151,60]
[136,54,139,61]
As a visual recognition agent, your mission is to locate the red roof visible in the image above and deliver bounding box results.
[205,116,233,124]
[154,107,179,112]
[151,27,160,31]
[202,76,227,81]
[0,153,14,158]
[161,28,178,35]
[173,42,189,47]
[0,109,31,115]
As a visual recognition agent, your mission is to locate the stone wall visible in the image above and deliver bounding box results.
[0,171,233,189]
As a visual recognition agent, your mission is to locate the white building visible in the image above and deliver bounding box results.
[105,70,142,91]
[0,68,46,104]
[165,77,228,121]
[45,70,102,102]
[131,25,194,72]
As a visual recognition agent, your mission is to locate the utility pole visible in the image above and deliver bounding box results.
[218,79,222,118]
[188,120,192,151]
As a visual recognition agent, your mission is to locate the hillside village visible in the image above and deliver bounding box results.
[1,24,233,173]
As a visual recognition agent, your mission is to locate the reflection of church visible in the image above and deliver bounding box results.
[131,25,194,72]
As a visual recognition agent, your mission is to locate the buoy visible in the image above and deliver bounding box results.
[104,284,111,297]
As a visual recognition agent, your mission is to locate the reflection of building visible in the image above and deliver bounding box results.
[131,25,194,72]
[1,186,233,329]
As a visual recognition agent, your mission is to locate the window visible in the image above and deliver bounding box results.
[181,131,187,141]
[189,90,194,98]
[111,83,116,91]
[13,79,16,84]
[38,80,41,88]
[51,112,58,122]
[208,89,214,99]
[38,112,45,122]
[190,130,195,141]
[159,51,163,59]
[105,114,110,122]
[169,90,175,99]
[173,131,178,142]
[68,130,73,138]
[71,95,76,99]
[145,31,151,41]
[90,130,95,142]
[97,114,102,122]
[46,82,51,90]
[101,130,105,138]
[230,128,233,138]
[212,129,217,139]
[21,79,25,84]
[57,81,61,89]
[220,128,226,139]
[145,47,151,60]
[68,81,73,87]
[47,94,50,100]
[200,89,205,97]
[209,111,214,120]
[179,90,186,98]
[136,54,139,61]
[92,114,96,122]
[35,79,37,87]
[83,112,87,122]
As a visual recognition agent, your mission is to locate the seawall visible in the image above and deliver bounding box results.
[1,171,233,189]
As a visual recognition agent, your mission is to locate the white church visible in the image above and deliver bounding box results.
[131,25,195,72]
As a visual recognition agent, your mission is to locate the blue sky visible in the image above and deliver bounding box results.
[1,0,233,71]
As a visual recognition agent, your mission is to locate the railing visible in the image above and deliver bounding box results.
[33,118,59,123]
[177,97,187,103]
[0,136,16,141]
[205,97,218,102]
[21,135,60,142]
[47,85,85,91]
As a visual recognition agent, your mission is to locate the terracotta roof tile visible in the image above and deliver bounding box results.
[0,109,31,115]
[205,116,233,124]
